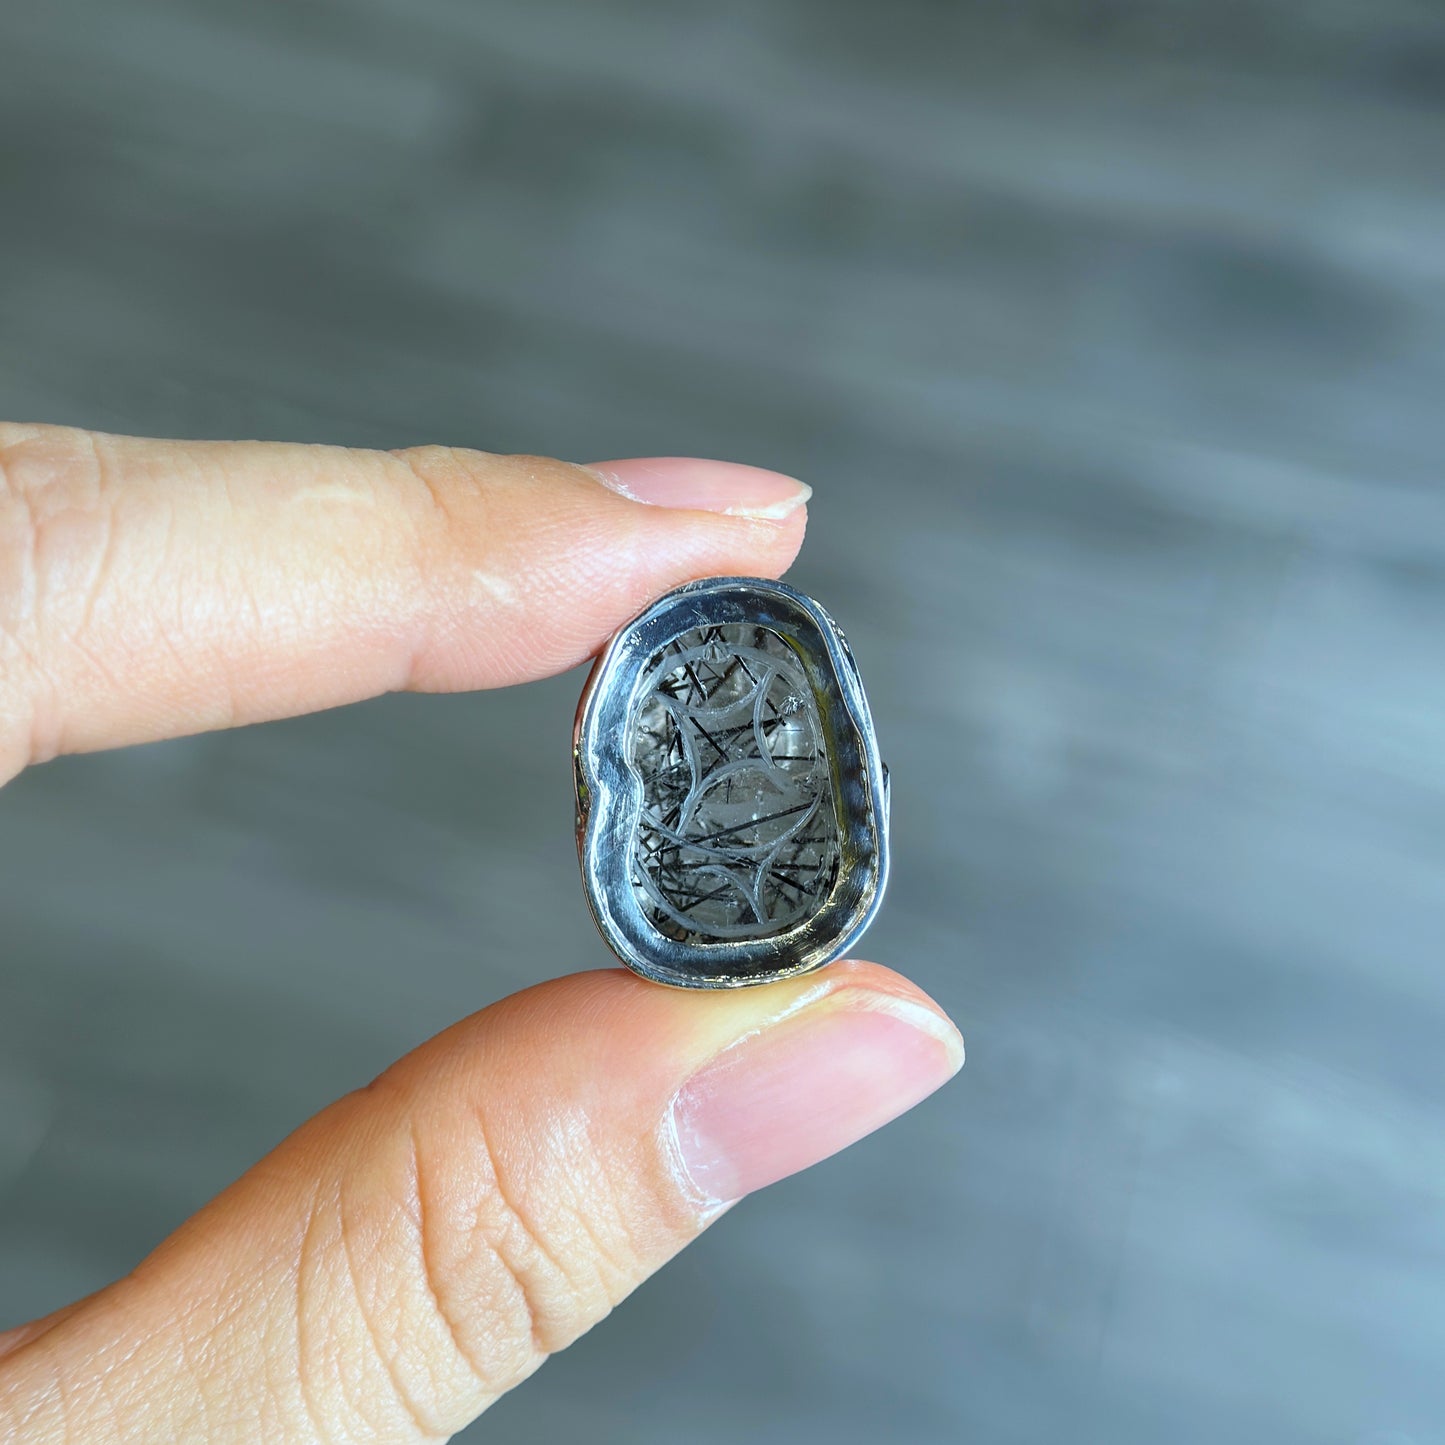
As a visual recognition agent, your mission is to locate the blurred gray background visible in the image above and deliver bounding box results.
[3,2,1444,1441]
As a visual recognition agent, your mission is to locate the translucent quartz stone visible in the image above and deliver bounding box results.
[575,576,887,988]
[627,623,841,944]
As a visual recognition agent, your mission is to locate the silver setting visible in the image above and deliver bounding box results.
[574,577,889,988]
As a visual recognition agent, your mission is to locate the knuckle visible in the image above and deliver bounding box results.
[459,1111,641,1356]
[0,424,115,775]
[0,428,45,661]
[414,1125,563,1374]
[388,443,498,512]
[388,444,578,512]
[399,1101,640,1400]
[292,1087,640,1438]
[386,443,491,572]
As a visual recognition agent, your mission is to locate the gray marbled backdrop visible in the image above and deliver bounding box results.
[2,2,1444,1442]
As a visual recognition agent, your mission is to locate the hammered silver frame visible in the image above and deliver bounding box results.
[574,576,889,988]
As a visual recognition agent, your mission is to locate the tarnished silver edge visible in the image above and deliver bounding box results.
[574,576,889,989]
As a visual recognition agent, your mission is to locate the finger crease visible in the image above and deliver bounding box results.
[406,1120,487,1403]
[294,1181,332,1445]
[74,429,118,646]
[470,1112,559,1360]
[337,1173,446,1442]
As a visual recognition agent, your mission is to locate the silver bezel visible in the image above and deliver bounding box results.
[573,576,890,988]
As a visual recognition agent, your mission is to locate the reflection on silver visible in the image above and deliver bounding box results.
[574,577,889,988]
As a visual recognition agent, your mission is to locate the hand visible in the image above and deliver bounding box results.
[0,426,963,1443]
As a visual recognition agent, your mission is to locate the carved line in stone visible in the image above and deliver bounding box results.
[627,624,841,943]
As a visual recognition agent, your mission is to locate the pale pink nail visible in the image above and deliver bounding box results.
[588,457,811,521]
[669,993,964,1205]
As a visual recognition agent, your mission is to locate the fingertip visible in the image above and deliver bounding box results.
[587,457,811,522]
[400,450,809,693]
[664,961,964,1206]
[812,959,965,1064]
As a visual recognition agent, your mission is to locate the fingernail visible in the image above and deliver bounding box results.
[587,457,811,521]
[668,990,964,1205]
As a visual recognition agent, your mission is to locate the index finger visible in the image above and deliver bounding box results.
[0,426,809,785]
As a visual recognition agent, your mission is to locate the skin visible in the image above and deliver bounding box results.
[0,425,962,1444]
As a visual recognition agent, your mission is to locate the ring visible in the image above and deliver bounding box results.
[574,576,889,988]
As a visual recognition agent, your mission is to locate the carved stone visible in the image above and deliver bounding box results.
[574,577,889,989]
[628,623,841,944]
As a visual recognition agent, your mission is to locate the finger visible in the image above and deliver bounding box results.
[0,962,962,1444]
[0,427,810,783]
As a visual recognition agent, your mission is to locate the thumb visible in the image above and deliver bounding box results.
[0,963,962,1443]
